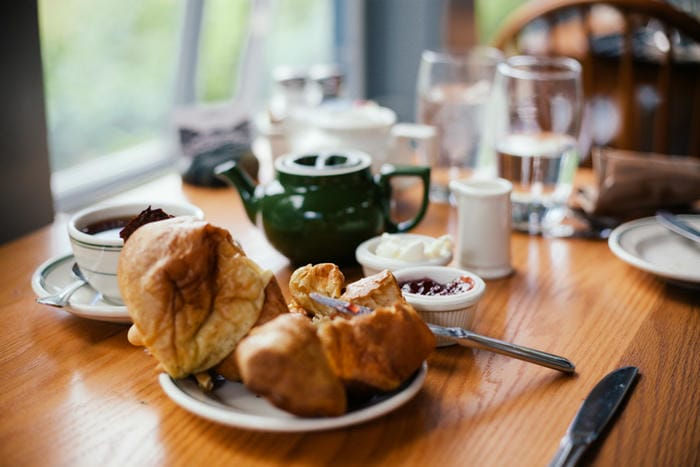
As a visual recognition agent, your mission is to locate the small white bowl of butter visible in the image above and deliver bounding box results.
[355,233,453,277]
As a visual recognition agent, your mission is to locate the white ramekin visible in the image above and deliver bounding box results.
[392,265,486,347]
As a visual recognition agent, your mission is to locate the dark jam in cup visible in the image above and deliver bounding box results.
[80,217,133,235]
[79,206,175,241]
[399,276,475,296]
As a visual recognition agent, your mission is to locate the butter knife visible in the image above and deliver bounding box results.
[656,211,700,243]
[309,293,576,374]
[549,366,639,467]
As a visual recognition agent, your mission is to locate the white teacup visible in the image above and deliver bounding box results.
[67,201,204,304]
[284,103,437,171]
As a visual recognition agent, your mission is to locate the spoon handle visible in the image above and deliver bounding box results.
[309,293,576,374]
[36,278,86,307]
[428,324,576,374]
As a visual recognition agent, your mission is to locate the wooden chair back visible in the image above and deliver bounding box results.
[492,0,700,160]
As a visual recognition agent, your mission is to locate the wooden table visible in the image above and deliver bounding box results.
[1,170,698,467]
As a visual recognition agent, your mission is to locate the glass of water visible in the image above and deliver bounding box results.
[416,47,503,204]
[488,55,583,236]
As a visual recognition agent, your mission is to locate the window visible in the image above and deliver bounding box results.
[39,0,342,212]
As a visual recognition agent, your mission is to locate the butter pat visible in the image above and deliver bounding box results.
[356,233,454,277]
[375,233,453,261]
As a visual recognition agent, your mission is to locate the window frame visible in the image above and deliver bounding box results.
[50,1,201,213]
[51,0,362,213]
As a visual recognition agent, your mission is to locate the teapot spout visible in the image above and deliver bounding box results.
[214,160,259,223]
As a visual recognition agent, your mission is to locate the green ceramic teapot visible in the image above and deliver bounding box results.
[215,150,430,265]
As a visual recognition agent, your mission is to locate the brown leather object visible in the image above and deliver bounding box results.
[118,217,271,378]
[317,302,435,395]
[235,313,347,417]
[577,148,700,218]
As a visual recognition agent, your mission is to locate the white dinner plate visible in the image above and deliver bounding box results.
[159,362,427,432]
[31,253,131,324]
[608,215,700,285]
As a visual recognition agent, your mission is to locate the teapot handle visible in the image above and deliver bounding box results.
[376,165,431,233]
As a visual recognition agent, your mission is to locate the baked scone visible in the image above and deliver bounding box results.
[340,269,407,310]
[288,263,345,318]
[213,275,288,381]
[316,302,435,395]
[235,313,347,417]
[118,217,280,378]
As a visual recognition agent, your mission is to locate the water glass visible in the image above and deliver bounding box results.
[487,56,583,235]
[416,47,503,203]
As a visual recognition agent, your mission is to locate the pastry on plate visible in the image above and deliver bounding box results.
[339,269,407,310]
[118,217,286,379]
[235,313,347,417]
[288,263,345,319]
[317,302,435,395]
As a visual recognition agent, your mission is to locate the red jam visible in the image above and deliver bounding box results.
[399,276,475,296]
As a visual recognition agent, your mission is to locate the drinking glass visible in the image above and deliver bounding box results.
[488,55,583,235]
[416,47,503,203]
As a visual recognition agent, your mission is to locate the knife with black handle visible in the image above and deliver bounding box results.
[549,366,639,467]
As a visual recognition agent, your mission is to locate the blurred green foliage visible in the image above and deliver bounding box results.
[476,0,526,44]
[39,0,332,173]
[198,0,250,102]
[39,0,182,170]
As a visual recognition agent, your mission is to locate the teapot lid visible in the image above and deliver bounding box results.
[275,150,372,176]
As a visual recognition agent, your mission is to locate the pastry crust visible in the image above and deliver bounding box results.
[118,217,269,378]
[288,263,345,318]
[235,314,347,417]
[214,276,289,381]
[340,269,407,310]
[317,302,435,395]
[285,266,433,395]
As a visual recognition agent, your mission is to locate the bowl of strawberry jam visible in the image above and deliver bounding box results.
[393,266,486,347]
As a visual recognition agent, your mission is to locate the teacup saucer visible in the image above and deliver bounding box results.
[32,253,131,324]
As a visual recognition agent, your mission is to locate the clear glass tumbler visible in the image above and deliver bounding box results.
[416,47,503,203]
[487,55,583,235]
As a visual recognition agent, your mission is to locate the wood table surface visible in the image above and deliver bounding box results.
[1,169,698,467]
